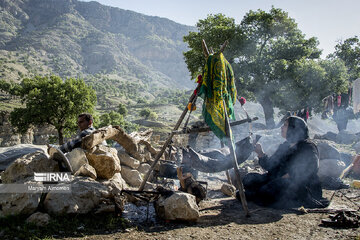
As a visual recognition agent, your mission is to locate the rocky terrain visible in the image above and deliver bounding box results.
[1,102,360,239]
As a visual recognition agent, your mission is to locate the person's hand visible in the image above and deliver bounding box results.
[254,143,265,158]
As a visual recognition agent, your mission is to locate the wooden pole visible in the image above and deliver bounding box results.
[223,99,250,217]
[172,117,258,135]
[202,39,210,58]
[138,83,201,191]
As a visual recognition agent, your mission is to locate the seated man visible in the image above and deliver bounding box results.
[238,116,329,209]
[49,113,96,172]
[60,113,95,153]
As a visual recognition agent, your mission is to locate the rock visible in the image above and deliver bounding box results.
[85,145,121,179]
[81,125,139,159]
[0,179,42,217]
[118,152,140,169]
[322,131,338,142]
[340,152,353,166]
[316,141,340,160]
[66,148,89,173]
[120,165,143,187]
[353,141,360,154]
[221,183,236,197]
[336,131,358,145]
[138,163,151,174]
[154,192,199,221]
[100,173,126,194]
[144,152,152,161]
[74,163,97,179]
[26,212,51,226]
[318,159,347,180]
[1,152,58,183]
[0,144,48,171]
[44,177,112,214]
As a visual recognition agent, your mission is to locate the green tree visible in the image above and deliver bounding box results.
[331,36,360,81]
[234,7,321,127]
[97,111,125,128]
[148,111,158,121]
[183,13,237,79]
[139,108,151,119]
[117,103,128,116]
[8,75,96,144]
[276,59,348,113]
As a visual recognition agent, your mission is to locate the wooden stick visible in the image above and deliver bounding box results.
[223,99,250,217]
[172,117,258,135]
[138,83,202,191]
[220,141,233,185]
[220,40,229,52]
[177,167,187,190]
[202,39,209,58]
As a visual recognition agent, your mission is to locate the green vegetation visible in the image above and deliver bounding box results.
[330,36,360,81]
[184,8,350,128]
[117,103,128,116]
[1,76,97,144]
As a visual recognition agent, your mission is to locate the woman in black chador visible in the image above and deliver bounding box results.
[238,116,329,208]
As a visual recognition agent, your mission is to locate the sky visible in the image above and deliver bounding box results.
[81,0,360,58]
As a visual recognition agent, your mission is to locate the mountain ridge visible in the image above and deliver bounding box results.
[0,0,196,89]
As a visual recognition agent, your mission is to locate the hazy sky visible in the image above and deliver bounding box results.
[81,0,359,58]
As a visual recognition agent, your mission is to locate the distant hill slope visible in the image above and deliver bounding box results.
[0,0,195,89]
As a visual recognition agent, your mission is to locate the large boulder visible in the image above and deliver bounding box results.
[353,141,360,154]
[66,148,89,173]
[138,163,151,174]
[323,131,338,142]
[154,192,199,221]
[315,141,340,160]
[1,152,58,183]
[85,145,121,179]
[0,144,48,171]
[100,173,127,194]
[336,131,358,145]
[43,177,112,214]
[0,178,43,217]
[340,152,353,166]
[318,159,347,180]
[0,192,41,217]
[120,165,143,187]
[74,163,97,179]
[118,152,140,169]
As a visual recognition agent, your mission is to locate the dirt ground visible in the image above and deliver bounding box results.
[66,174,360,240]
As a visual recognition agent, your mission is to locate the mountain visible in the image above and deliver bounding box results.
[0,0,196,89]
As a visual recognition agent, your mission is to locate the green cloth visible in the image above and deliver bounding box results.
[199,52,237,141]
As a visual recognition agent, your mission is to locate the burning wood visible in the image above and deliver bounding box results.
[177,167,207,204]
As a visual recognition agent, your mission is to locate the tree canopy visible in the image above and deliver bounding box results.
[183,14,236,79]
[6,75,97,144]
[331,36,360,81]
[183,7,349,128]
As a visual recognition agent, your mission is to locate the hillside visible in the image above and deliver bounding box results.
[0,0,195,90]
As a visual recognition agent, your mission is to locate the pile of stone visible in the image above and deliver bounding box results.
[0,125,200,223]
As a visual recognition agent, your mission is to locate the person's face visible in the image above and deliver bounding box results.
[281,120,289,139]
[77,116,90,131]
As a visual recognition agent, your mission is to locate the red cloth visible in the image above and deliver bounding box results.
[337,95,341,107]
[239,97,246,106]
[197,74,203,84]
[306,110,309,120]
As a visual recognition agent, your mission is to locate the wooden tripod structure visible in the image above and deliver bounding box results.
[138,39,250,216]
